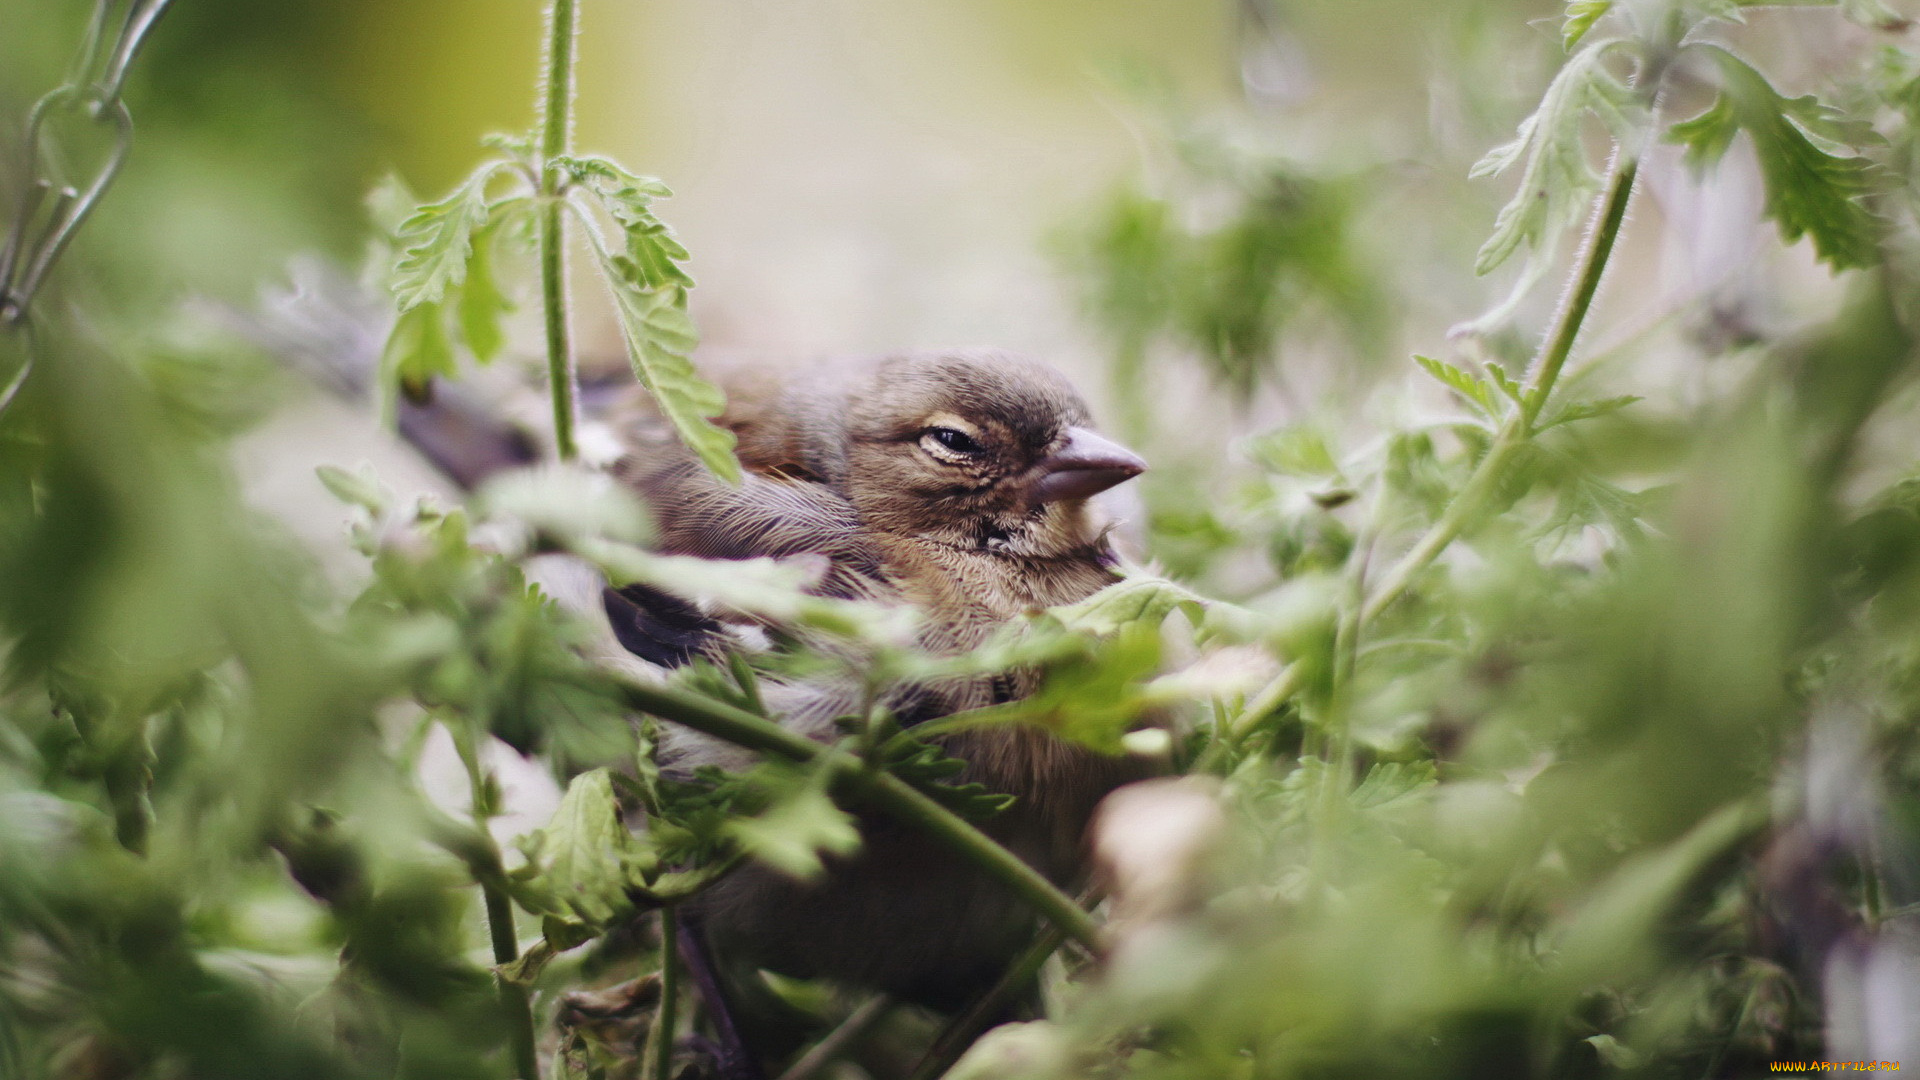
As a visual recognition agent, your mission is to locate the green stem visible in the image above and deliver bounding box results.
[451,723,540,1080]
[902,900,1087,1080]
[1362,154,1640,625]
[644,906,680,1080]
[489,888,540,1080]
[1215,154,1644,754]
[537,0,579,460]
[778,994,892,1080]
[1520,154,1639,432]
[614,677,1104,951]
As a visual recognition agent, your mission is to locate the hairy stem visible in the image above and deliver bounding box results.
[538,0,579,460]
[614,676,1104,951]
[1362,154,1640,624]
[1218,154,1643,748]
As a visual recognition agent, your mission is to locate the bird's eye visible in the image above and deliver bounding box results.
[923,427,983,457]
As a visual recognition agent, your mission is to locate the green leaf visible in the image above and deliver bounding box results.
[1537,394,1642,430]
[1679,46,1881,269]
[391,162,504,312]
[1472,39,1643,275]
[315,464,389,514]
[559,154,693,290]
[566,161,741,483]
[1665,93,1739,171]
[521,768,656,927]
[883,737,1017,820]
[1247,426,1343,479]
[1414,355,1500,418]
[601,277,742,483]
[1052,574,1207,636]
[722,778,861,880]
[1350,760,1437,810]
[1563,1,1614,50]
[456,223,512,363]
[381,302,457,403]
[954,623,1165,753]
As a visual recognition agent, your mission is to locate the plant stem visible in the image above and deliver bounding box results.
[1520,153,1639,432]
[452,724,540,1080]
[1362,154,1640,624]
[643,906,680,1080]
[778,994,892,1080]
[488,888,541,1080]
[614,676,1104,951]
[1216,154,1644,749]
[537,0,580,460]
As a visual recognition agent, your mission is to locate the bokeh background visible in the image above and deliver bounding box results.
[0,0,1878,549]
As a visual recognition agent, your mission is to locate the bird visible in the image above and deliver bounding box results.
[602,349,1152,1076]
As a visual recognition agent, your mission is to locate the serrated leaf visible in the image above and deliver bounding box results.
[391,163,505,311]
[1666,94,1740,171]
[561,154,693,291]
[1415,355,1500,417]
[723,780,861,880]
[1563,1,1614,49]
[884,738,1016,820]
[1350,760,1437,810]
[457,223,512,363]
[1472,40,1644,275]
[1484,361,1527,406]
[601,275,742,483]
[522,768,656,927]
[1688,46,1881,269]
[1537,394,1642,430]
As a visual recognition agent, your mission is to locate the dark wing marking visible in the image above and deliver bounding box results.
[602,583,724,668]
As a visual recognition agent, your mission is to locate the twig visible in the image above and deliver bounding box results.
[776,994,892,1080]
[614,676,1104,951]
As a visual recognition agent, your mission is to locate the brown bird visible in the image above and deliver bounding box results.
[605,349,1150,1076]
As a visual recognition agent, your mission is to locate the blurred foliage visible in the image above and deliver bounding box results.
[4,1,1920,1080]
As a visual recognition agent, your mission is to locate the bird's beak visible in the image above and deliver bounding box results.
[1029,427,1148,504]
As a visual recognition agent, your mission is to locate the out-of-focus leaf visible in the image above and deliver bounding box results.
[1247,426,1343,479]
[315,464,389,514]
[1673,46,1882,269]
[1536,394,1642,431]
[518,768,655,926]
[390,163,503,312]
[1416,355,1501,418]
[1472,38,1643,275]
[456,223,512,363]
[380,302,457,403]
[1053,574,1208,636]
[1563,1,1615,49]
[722,775,861,880]
[478,465,652,547]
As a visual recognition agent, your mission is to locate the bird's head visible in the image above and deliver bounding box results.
[836,351,1146,557]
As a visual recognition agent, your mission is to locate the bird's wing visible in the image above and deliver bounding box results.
[618,449,890,602]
